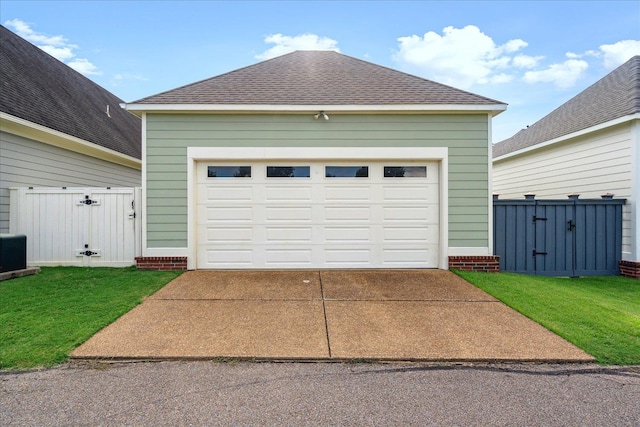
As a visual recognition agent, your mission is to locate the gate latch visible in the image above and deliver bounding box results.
[568,219,576,231]
[78,195,99,206]
[532,215,548,223]
[532,249,548,257]
[76,244,100,257]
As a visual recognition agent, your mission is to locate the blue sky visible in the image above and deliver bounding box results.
[2,0,639,142]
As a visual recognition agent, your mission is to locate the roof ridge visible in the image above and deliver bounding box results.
[131,50,505,107]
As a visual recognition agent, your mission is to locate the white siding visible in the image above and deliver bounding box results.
[0,131,141,233]
[493,123,632,256]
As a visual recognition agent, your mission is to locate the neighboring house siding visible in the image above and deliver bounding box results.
[493,122,632,256]
[0,131,142,233]
[145,113,491,250]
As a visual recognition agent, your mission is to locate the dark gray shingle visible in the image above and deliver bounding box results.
[493,56,640,158]
[0,25,141,159]
[134,50,504,106]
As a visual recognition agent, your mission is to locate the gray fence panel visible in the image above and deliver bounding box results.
[574,201,623,276]
[493,200,535,273]
[534,201,574,277]
[494,196,625,276]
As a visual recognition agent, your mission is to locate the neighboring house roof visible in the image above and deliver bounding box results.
[0,25,141,159]
[132,50,505,110]
[493,55,640,158]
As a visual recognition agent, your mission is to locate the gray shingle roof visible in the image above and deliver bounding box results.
[493,55,640,158]
[0,25,141,159]
[134,50,505,106]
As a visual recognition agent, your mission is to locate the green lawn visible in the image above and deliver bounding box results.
[455,271,640,365]
[0,267,181,370]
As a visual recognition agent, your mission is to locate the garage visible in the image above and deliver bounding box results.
[131,51,505,272]
[195,160,440,269]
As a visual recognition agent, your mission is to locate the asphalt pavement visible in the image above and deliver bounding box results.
[2,361,638,426]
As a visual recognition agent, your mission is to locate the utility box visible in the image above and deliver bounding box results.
[0,234,27,273]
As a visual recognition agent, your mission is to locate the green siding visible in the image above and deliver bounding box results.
[145,113,491,249]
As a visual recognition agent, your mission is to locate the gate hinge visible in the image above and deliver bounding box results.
[568,219,576,231]
[532,249,548,257]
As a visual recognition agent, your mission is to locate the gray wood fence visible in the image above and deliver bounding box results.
[493,194,625,276]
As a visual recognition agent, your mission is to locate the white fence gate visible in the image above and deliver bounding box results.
[9,187,141,267]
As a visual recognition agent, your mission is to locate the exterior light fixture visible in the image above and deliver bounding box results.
[314,111,329,120]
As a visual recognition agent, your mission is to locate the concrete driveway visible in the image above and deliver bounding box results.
[72,270,594,362]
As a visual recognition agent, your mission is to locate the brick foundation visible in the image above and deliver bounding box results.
[619,260,640,278]
[449,255,500,273]
[135,256,188,271]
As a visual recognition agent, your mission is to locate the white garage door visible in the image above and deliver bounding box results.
[196,161,439,269]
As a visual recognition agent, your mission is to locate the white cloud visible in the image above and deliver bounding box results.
[491,73,514,84]
[114,73,148,81]
[256,33,340,60]
[4,18,101,76]
[39,45,75,61]
[512,54,544,68]
[600,40,640,69]
[67,58,101,75]
[522,58,588,88]
[394,25,529,89]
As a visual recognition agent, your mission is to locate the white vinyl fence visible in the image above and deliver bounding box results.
[9,187,141,267]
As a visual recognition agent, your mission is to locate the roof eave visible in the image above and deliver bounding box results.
[124,103,507,116]
[0,112,142,170]
[493,113,640,162]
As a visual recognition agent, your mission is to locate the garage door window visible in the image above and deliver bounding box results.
[207,166,251,178]
[267,166,311,178]
[325,166,369,178]
[384,166,427,178]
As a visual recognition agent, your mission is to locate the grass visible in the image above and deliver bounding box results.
[455,271,640,365]
[0,266,181,370]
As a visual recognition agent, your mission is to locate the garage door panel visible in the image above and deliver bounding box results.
[265,185,312,201]
[265,249,313,265]
[382,247,436,264]
[383,226,439,243]
[383,206,437,221]
[382,186,434,201]
[324,248,371,264]
[324,186,371,201]
[202,185,254,202]
[266,227,313,242]
[324,227,371,242]
[324,206,371,221]
[265,206,313,222]
[200,248,253,266]
[204,206,253,222]
[206,227,253,242]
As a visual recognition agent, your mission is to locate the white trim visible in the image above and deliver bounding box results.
[186,146,449,270]
[448,247,491,256]
[494,114,640,162]
[0,112,141,169]
[141,113,149,256]
[187,146,449,161]
[487,114,494,255]
[629,119,640,262]
[126,103,507,116]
